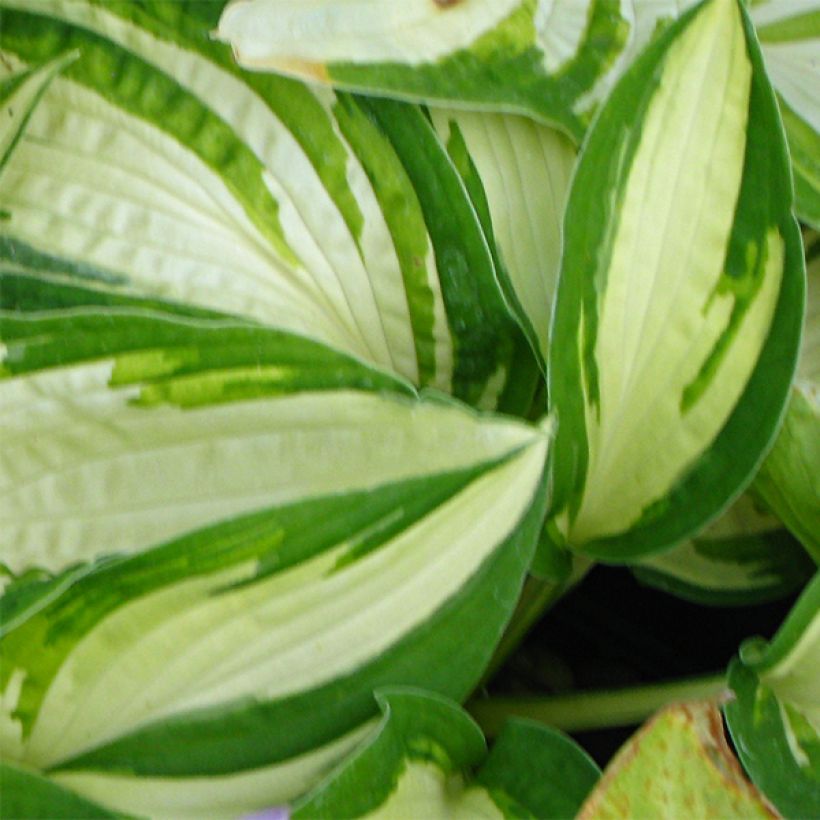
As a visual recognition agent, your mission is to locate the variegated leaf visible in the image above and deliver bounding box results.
[212,0,819,419]
[752,236,820,562]
[216,0,630,141]
[0,52,76,175]
[294,688,600,819]
[752,0,820,229]
[293,688,495,819]
[633,494,814,605]
[216,2,819,218]
[630,2,820,231]
[724,572,820,818]
[547,0,803,558]
[0,0,537,413]
[430,109,576,367]
[0,283,552,817]
[752,385,820,563]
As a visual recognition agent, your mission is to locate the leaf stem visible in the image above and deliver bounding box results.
[468,673,729,737]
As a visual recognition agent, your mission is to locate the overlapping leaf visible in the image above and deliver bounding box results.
[0,280,551,816]
[751,0,820,228]
[547,0,803,558]
[1,0,814,815]
[0,52,76,175]
[294,688,600,819]
[637,231,818,597]
[633,1,820,230]
[633,495,814,606]
[216,0,820,229]
[214,0,818,418]
[725,573,820,817]
[752,235,820,562]
[0,0,537,413]
[216,0,629,141]
[0,6,554,812]
[429,109,576,367]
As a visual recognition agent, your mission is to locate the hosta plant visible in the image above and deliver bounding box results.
[0,0,817,817]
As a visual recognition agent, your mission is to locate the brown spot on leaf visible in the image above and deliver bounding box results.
[433,0,464,8]
[578,701,780,819]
